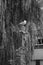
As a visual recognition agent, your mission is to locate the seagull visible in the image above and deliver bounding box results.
[19,20,27,25]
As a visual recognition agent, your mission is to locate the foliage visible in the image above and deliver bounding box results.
[1,0,41,65]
